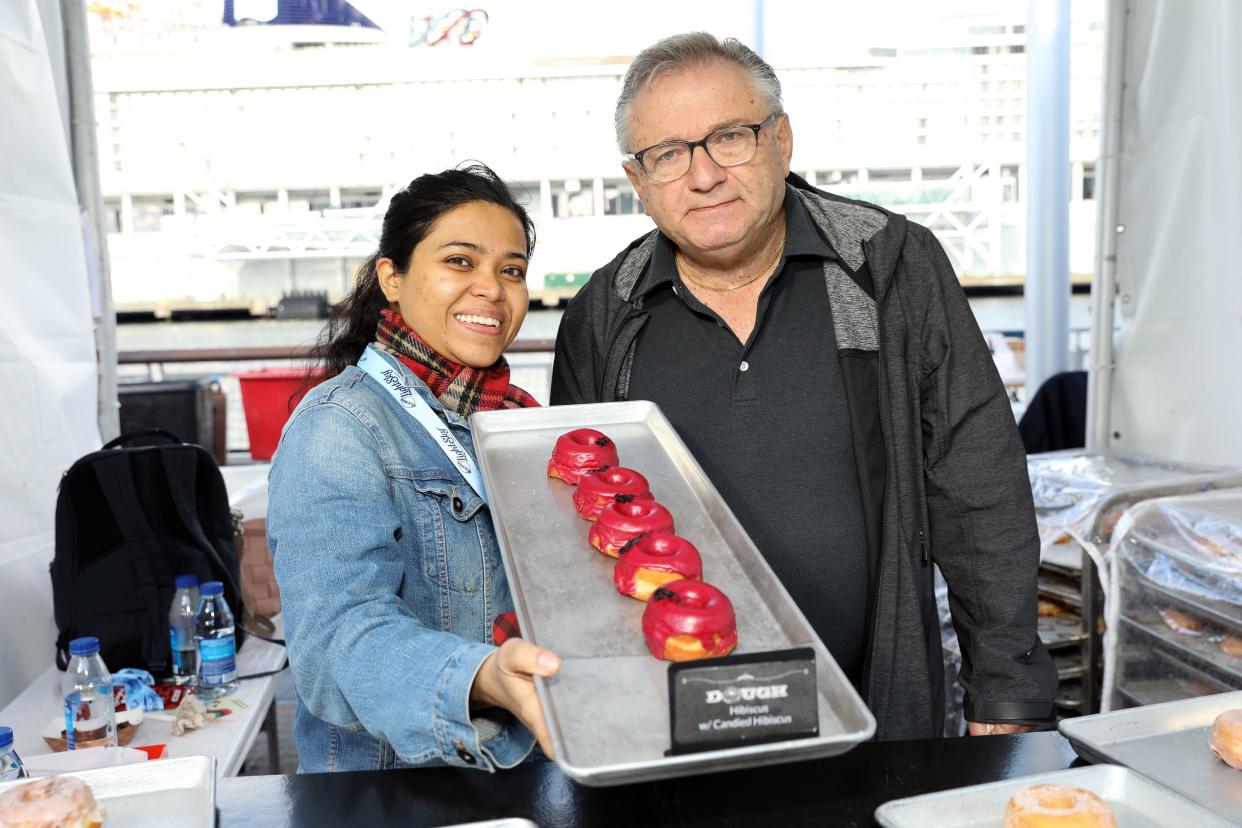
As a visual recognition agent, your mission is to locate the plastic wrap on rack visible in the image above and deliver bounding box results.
[1103,489,1242,711]
[1028,451,1224,555]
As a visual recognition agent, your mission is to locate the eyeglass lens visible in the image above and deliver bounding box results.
[643,126,759,181]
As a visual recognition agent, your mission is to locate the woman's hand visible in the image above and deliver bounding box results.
[470,638,561,758]
[967,721,1035,736]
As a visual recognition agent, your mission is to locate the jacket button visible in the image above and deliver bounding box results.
[456,747,476,764]
[452,496,464,513]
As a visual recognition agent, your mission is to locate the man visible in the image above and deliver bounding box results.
[550,33,1058,740]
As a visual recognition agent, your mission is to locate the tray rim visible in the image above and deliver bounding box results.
[1059,689,1242,747]
[470,401,877,785]
[873,762,1233,828]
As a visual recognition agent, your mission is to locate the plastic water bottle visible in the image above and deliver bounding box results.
[62,637,117,750]
[194,581,240,700]
[169,574,200,684]
[0,726,27,781]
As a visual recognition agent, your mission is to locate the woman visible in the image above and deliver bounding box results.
[267,164,560,773]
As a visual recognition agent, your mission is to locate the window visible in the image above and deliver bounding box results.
[602,179,644,216]
[551,180,594,218]
[1082,163,1096,200]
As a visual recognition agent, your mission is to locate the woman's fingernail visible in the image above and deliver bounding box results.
[537,652,560,673]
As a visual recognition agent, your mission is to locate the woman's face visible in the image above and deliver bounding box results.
[378,201,530,368]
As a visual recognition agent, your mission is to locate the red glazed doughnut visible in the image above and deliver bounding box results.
[588,500,675,558]
[614,532,702,601]
[642,580,737,661]
[548,428,619,485]
[573,466,654,521]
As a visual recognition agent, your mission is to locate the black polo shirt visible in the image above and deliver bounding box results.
[627,187,869,683]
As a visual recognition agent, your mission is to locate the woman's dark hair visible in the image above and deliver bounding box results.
[305,162,536,382]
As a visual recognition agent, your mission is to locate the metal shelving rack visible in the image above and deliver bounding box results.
[1027,452,1242,718]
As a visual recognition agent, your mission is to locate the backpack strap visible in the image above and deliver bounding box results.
[158,448,243,600]
[91,453,172,675]
[159,449,287,648]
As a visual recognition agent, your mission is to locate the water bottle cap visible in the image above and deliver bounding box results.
[68,636,100,657]
[200,581,224,597]
[175,574,199,589]
[0,726,12,749]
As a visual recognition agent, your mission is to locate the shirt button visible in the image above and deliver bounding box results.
[739,361,750,372]
[452,496,464,513]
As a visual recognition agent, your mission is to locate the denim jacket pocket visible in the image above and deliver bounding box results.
[408,476,489,593]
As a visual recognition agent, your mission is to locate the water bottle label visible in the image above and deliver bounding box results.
[64,692,79,750]
[198,634,237,685]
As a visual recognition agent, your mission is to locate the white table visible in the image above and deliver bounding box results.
[0,633,286,780]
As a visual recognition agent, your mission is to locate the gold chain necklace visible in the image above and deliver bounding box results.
[676,236,786,293]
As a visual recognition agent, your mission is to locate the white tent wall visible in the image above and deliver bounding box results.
[1103,0,1242,464]
[0,0,101,707]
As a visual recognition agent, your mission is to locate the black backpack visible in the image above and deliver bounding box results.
[51,429,245,676]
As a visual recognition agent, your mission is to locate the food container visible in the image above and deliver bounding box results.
[470,401,875,786]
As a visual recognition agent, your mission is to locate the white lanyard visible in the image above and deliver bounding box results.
[357,347,487,504]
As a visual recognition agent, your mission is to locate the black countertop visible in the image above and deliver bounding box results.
[217,731,1081,827]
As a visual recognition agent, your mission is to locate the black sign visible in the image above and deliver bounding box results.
[666,647,818,755]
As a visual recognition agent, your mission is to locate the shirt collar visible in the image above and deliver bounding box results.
[635,183,839,299]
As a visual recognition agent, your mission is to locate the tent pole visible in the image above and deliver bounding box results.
[1085,0,1128,452]
[60,0,119,442]
[1025,0,1072,400]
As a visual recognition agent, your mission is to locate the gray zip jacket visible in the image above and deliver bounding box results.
[550,174,1057,740]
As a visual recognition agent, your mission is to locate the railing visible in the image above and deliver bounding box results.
[118,340,557,382]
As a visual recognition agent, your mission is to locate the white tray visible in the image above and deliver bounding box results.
[874,764,1233,827]
[0,755,215,828]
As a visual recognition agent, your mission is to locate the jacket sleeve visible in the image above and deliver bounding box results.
[911,228,1058,724]
[268,401,534,770]
[550,284,601,405]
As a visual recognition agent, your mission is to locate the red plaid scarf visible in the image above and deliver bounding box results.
[374,308,539,416]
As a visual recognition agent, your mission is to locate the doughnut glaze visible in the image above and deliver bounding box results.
[614,532,703,601]
[642,579,737,661]
[573,466,653,521]
[547,428,619,485]
[1210,708,1242,770]
[589,500,675,558]
[0,776,106,828]
[1002,783,1116,828]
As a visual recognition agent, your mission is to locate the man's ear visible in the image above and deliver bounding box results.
[376,257,401,303]
[623,161,646,202]
[777,114,794,174]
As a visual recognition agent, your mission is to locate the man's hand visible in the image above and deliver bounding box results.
[967,721,1035,736]
[470,638,561,758]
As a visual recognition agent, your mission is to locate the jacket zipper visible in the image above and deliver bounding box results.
[603,306,646,401]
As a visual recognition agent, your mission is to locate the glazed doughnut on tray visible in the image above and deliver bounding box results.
[573,466,653,521]
[614,532,702,601]
[548,428,619,485]
[589,500,675,558]
[642,579,737,662]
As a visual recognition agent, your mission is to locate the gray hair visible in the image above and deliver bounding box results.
[614,32,784,155]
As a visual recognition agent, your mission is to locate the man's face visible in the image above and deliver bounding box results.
[623,60,792,260]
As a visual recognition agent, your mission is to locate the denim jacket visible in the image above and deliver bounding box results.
[267,346,534,772]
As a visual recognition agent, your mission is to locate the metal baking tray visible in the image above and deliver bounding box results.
[0,755,215,827]
[470,401,876,786]
[874,764,1233,827]
[1059,691,1242,822]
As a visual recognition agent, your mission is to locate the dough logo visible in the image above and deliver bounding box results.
[704,684,789,704]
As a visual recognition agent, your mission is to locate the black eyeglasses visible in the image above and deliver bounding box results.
[627,113,781,183]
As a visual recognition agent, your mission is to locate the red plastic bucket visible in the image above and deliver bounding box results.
[234,367,327,460]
